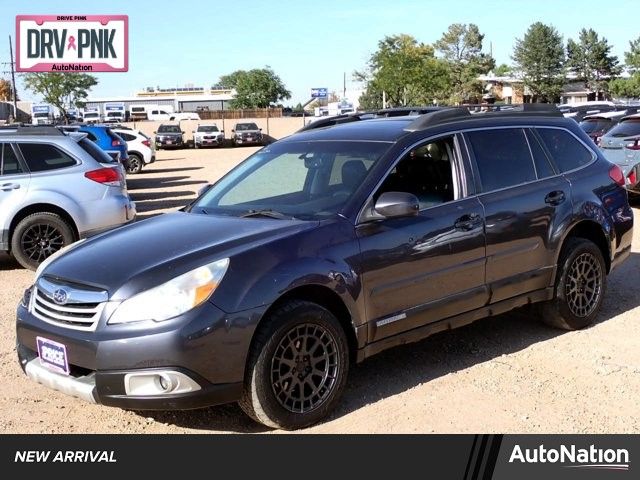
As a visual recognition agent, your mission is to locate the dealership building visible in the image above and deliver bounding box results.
[84,86,235,113]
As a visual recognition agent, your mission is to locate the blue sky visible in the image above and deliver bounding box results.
[1,0,638,105]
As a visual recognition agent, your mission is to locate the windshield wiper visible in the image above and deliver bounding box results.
[240,209,295,220]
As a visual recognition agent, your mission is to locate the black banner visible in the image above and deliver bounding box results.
[1,435,636,479]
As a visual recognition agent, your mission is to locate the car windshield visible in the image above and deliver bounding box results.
[158,125,181,133]
[85,112,99,117]
[198,126,219,132]
[236,123,258,131]
[191,141,391,220]
[33,112,50,118]
[580,119,611,134]
[606,119,640,138]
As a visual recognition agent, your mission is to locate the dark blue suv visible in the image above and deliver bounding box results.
[16,106,633,430]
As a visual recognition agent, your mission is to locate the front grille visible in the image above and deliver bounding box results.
[30,278,108,331]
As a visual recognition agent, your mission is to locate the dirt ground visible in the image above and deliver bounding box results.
[1,148,639,434]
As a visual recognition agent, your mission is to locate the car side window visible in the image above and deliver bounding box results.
[120,133,135,141]
[525,129,557,179]
[535,128,594,173]
[17,143,77,172]
[0,143,23,176]
[376,136,458,209]
[466,128,536,192]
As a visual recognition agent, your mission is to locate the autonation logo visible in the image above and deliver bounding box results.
[509,444,630,471]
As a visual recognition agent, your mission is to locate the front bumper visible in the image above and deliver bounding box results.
[16,300,263,410]
[234,136,263,145]
[196,137,224,147]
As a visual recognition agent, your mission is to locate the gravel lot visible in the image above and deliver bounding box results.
[1,148,639,433]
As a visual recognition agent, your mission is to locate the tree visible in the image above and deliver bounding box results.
[513,22,566,102]
[494,64,512,77]
[435,23,495,103]
[354,34,450,109]
[609,76,640,99]
[23,73,97,122]
[0,79,13,101]
[566,28,620,98]
[625,35,640,73]
[219,67,291,108]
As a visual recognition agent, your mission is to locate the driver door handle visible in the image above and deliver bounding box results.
[545,190,566,206]
[454,213,482,231]
[0,183,20,191]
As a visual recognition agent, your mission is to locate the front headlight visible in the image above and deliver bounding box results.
[108,258,229,324]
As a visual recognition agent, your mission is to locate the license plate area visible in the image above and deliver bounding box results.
[36,336,70,375]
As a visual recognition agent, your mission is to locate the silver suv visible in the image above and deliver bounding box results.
[0,126,136,270]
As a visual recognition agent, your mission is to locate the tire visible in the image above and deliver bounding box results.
[127,154,144,174]
[540,238,606,330]
[11,212,76,271]
[239,300,349,430]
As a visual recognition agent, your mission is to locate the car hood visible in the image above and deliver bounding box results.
[42,212,318,300]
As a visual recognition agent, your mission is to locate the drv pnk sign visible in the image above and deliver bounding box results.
[16,15,128,72]
[311,88,328,98]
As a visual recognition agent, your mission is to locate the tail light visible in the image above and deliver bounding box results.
[625,139,640,150]
[142,139,150,147]
[111,139,121,147]
[609,165,626,186]
[628,170,637,186]
[85,167,122,187]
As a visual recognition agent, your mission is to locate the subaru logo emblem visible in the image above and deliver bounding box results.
[52,289,69,305]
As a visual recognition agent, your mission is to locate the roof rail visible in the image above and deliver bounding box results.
[406,103,562,131]
[0,125,65,136]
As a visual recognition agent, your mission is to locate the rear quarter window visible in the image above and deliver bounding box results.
[78,138,117,164]
[17,143,78,172]
[535,128,594,173]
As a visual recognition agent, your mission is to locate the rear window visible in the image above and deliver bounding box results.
[78,138,117,164]
[17,143,77,172]
[580,119,611,134]
[117,132,136,141]
[606,119,640,138]
[536,128,593,173]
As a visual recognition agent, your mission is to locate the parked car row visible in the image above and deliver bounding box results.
[154,122,266,149]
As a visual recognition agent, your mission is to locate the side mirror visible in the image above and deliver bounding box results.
[374,192,419,218]
[221,130,224,133]
[259,128,262,131]
[231,129,235,132]
[198,183,212,197]
[153,131,157,134]
[192,130,195,133]
[182,131,185,134]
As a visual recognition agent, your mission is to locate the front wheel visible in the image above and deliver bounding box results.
[540,238,606,330]
[239,301,349,430]
[11,212,76,270]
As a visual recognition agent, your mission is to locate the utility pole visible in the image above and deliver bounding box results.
[343,72,346,99]
[8,35,18,119]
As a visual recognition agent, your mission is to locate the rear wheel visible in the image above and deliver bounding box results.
[540,238,606,330]
[239,301,349,430]
[126,153,144,174]
[11,212,75,271]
